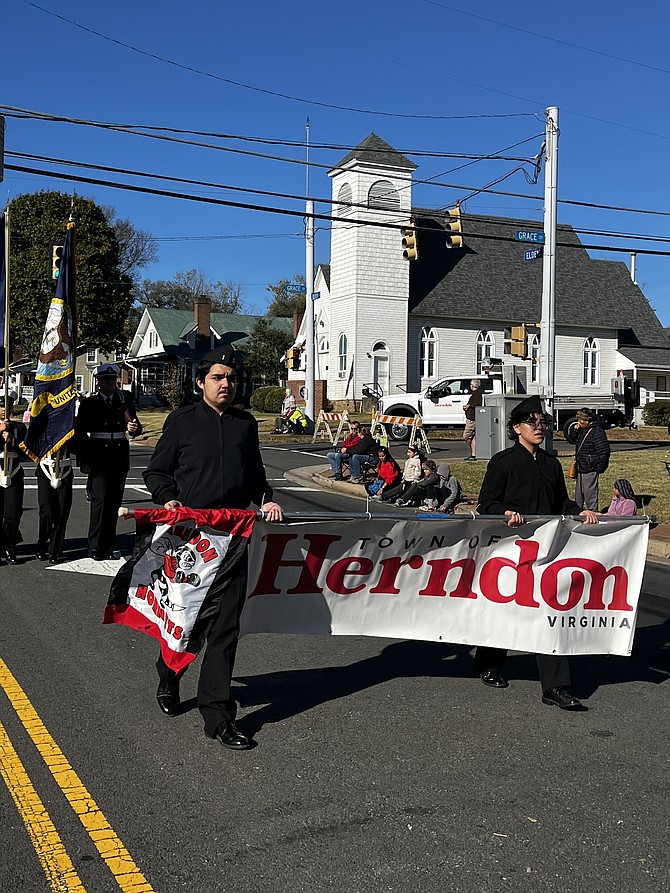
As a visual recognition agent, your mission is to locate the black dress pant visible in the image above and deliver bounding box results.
[475,646,571,691]
[87,467,127,555]
[157,551,249,737]
[0,468,24,549]
[37,468,73,558]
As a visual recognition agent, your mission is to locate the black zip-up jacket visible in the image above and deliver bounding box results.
[143,400,272,510]
[477,441,580,516]
[346,434,378,457]
[569,422,610,475]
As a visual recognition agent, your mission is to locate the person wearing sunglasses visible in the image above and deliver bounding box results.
[475,395,598,711]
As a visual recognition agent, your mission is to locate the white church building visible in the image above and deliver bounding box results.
[290,133,670,417]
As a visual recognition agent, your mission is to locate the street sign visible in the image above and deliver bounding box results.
[524,248,543,261]
[515,230,545,243]
[286,284,306,294]
[311,291,321,301]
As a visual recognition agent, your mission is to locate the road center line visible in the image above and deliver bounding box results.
[0,659,154,893]
[0,720,86,893]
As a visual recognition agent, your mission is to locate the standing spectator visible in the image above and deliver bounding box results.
[463,379,482,461]
[327,422,361,480]
[567,408,610,511]
[475,395,599,710]
[0,393,26,565]
[434,463,463,513]
[346,426,379,483]
[605,479,637,516]
[143,345,283,751]
[367,446,401,501]
[383,445,423,504]
[75,363,142,560]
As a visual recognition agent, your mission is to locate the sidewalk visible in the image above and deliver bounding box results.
[285,463,670,561]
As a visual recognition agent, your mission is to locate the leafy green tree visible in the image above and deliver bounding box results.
[243,318,293,384]
[9,191,134,357]
[135,269,245,313]
[266,274,306,318]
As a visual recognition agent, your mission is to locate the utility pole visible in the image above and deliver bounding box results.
[305,118,315,423]
[540,106,558,453]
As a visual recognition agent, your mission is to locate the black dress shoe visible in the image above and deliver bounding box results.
[210,720,251,750]
[49,555,63,565]
[542,687,585,710]
[36,550,49,561]
[480,669,508,688]
[156,681,180,716]
[5,547,18,565]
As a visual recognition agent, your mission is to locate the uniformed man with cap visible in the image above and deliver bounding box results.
[75,363,142,559]
[143,345,283,751]
[0,390,26,565]
[475,394,599,710]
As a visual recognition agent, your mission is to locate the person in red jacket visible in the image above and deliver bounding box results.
[368,446,401,501]
[327,422,361,479]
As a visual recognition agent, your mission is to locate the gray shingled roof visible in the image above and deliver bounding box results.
[409,211,670,351]
[332,133,417,172]
[617,346,670,370]
[318,263,331,289]
[147,308,292,360]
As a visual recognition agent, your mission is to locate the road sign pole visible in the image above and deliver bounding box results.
[540,106,559,453]
[304,120,315,423]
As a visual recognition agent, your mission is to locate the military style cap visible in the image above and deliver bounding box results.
[510,394,544,419]
[202,345,236,366]
[96,362,121,378]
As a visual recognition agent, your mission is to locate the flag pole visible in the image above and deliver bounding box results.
[2,206,10,483]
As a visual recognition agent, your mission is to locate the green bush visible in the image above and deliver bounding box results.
[642,401,670,427]
[250,386,285,413]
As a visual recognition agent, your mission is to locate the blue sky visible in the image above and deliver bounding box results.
[3,0,670,320]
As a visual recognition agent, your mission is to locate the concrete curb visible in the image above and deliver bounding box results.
[284,464,670,560]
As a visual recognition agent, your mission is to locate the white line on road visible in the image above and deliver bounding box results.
[263,447,328,460]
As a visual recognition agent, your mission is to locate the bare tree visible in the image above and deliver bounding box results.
[102,207,159,279]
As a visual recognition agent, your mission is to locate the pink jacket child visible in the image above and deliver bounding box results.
[605,479,637,516]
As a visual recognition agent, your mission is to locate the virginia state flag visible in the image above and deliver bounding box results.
[104,507,256,673]
[21,223,78,462]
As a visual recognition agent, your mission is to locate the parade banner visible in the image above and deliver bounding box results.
[104,507,256,672]
[242,517,648,657]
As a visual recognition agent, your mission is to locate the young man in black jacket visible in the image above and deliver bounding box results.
[143,345,283,750]
[475,395,599,710]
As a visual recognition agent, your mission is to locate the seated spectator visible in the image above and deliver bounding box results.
[396,458,440,507]
[346,426,379,482]
[327,422,361,479]
[433,463,463,513]
[604,479,637,516]
[274,387,297,432]
[382,445,423,503]
[367,446,401,501]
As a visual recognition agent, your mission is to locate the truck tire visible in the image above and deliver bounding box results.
[382,406,416,441]
[562,416,579,441]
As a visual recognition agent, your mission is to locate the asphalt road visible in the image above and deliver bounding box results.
[0,442,668,893]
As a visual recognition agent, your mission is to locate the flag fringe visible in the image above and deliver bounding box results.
[19,430,74,464]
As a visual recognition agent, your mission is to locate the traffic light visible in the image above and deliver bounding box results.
[401,219,419,261]
[50,242,64,281]
[510,324,528,359]
[445,204,463,249]
[286,347,301,370]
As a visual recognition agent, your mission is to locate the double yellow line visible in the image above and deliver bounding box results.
[0,658,154,893]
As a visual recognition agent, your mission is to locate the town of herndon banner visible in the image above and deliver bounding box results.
[107,510,648,665]
[243,516,648,657]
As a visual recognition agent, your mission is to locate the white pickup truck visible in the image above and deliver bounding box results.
[376,373,633,440]
[377,375,504,440]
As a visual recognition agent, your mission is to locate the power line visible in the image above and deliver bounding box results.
[17,0,534,121]
[7,161,670,258]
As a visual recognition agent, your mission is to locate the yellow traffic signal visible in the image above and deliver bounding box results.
[510,324,528,359]
[402,219,419,261]
[445,205,463,249]
[286,347,301,370]
[50,242,64,280]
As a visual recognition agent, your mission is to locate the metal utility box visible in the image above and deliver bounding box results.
[503,364,528,395]
[475,395,528,460]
